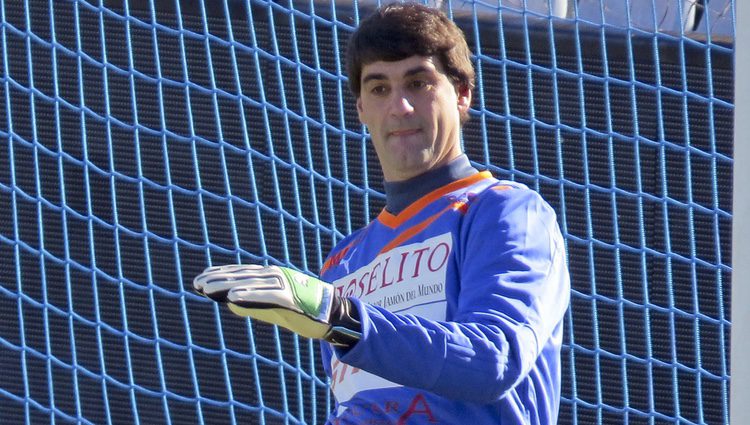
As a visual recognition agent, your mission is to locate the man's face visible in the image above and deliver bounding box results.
[356,55,471,182]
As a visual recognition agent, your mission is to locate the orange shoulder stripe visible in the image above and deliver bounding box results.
[320,226,371,275]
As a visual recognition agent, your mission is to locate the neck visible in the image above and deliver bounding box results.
[383,154,478,215]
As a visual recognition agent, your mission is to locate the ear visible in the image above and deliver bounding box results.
[356,96,365,124]
[456,84,472,114]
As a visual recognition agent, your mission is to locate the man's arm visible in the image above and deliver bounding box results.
[330,187,570,403]
[193,264,362,347]
[194,187,570,404]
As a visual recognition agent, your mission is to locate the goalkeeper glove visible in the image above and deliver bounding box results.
[193,264,361,347]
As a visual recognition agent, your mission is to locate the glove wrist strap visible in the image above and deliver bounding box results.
[323,296,362,348]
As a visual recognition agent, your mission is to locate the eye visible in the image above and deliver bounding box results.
[409,79,427,90]
[369,84,388,96]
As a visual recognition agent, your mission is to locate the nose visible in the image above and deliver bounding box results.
[389,94,414,116]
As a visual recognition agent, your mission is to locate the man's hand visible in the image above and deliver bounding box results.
[193,264,360,346]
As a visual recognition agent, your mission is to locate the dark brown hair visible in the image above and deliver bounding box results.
[346,3,475,105]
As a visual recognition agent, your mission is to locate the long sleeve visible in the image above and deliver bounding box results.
[333,186,570,403]
[320,176,571,424]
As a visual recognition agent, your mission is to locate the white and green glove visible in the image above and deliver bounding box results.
[193,264,361,347]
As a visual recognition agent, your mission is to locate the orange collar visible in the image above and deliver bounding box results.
[377,171,493,229]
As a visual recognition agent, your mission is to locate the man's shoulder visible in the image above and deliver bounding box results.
[320,225,374,277]
[468,178,555,218]
[468,177,530,202]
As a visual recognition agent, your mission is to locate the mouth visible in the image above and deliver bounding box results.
[388,128,421,137]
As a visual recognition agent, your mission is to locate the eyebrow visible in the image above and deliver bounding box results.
[361,65,434,86]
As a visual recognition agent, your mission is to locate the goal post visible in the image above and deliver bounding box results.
[731,0,748,419]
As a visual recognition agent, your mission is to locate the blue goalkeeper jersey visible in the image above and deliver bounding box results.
[319,171,570,425]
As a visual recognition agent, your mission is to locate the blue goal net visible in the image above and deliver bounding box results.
[0,0,734,423]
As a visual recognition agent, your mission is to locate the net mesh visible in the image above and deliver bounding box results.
[0,0,734,423]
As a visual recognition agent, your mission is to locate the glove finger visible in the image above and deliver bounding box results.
[202,264,265,275]
[226,303,330,339]
[193,264,270,301]
[224,271,289,308]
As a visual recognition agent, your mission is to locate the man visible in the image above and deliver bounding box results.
[194,3,570,424]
